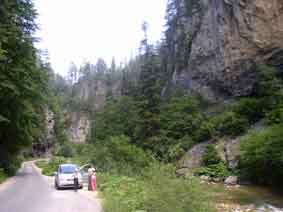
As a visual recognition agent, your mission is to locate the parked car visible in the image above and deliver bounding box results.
[54,164,83,190]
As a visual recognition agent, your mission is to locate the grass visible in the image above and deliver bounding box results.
[98,163,216,212]
[0,168,8,184]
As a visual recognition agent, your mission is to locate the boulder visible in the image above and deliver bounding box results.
[224,176,238,186]
[224,138,241,169]
[177,142,209,175]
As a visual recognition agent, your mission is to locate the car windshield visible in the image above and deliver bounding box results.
[60,165,77,174]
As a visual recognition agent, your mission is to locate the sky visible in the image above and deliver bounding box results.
[34,0,167,76]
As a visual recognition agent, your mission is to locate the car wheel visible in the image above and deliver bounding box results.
[55,181,60,190]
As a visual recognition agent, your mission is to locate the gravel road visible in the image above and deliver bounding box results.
[0,161,102,212]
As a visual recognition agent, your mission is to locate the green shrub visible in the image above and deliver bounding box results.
[194,121,214,142]
[86,135,153,175]
[240,125,283,186]
[0,156,22,176]
[99,163,215,212]
[167,143,186,162]
[202,144,221,166]
[266,107,283,125]
[254,65,282,97]
[194,162,231,179]
[54,142,75,157]
[211,111,249,137]
[0,168,7,183]
[233,98,266,124]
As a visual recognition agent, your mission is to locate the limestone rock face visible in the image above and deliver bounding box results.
[174,0,283,101]
[46,109,55,143]
[177,138,241,175]
[177,142,209,171]
[73,78,121,111]
[32,108,55,156]
[68,112,91,143]
[67,78,121,143]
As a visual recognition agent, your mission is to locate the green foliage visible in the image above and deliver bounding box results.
[0,168,7,184]
[80,135,153,175]
[266,107,283,125]
[36,157,67,176]
[211,111,249,137]
[54,143,75,158]
[99,163,215,212]
[195,162,231,179]
[254,65,282,97]
[202,144,222,166]
[240,125,283,186]
[195,145,230,179]
[233,98,266,124]
[93,96,139,142]
[0,0,48,173]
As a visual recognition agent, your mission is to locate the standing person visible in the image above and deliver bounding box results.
[91,168,97,191]
[87,166,94,190]
[73,168,79,192]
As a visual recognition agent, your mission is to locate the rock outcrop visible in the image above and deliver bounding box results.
[67,78,121,143]
[224,175,238,185]
[67,112,91,143]
[32,108,55,156]
[177,138,241,174]
[177,142,209,171]
[173,0,283,101]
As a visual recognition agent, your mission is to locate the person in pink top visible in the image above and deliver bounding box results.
[90,168,96,191]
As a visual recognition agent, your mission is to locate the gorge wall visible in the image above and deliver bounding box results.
[172,0,283,101]
[67,77,121,143]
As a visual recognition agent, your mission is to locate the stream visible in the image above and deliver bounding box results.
[211,184,283,211]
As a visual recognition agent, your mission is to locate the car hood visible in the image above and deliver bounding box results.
[58,173,82,180]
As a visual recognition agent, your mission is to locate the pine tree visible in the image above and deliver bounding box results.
[135,22,162,149]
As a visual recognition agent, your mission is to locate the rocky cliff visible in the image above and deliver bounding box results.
[67,77,121,143]
[67,111,91,143]
[172,0,283,101]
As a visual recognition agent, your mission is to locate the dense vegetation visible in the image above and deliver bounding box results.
[240,125,283,186]
[37,137,215,212]
[44,2,283,211]
[2,1,283,212]
[0,0,49,175]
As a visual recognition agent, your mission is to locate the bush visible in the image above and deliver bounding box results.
[240,125,283,186]
[233,98,266,124]
[0,168,7,183]
[202,144,221,166]
[0,156,22,176]
[194,121,214,142]
[99,163,215,212]
[84,135,153,175]
[211,111,249,137]
[194,162,231,179]
[266,107,283,125]
[56,143,75,157]
[160,96,206,140]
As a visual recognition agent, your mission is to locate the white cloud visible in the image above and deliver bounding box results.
[34,0,167,75]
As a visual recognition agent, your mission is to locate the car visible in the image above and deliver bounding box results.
[54,164,83,190]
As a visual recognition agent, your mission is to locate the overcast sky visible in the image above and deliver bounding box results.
[34,0,167,75]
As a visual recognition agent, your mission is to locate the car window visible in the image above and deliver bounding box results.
[59,165,77,174]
